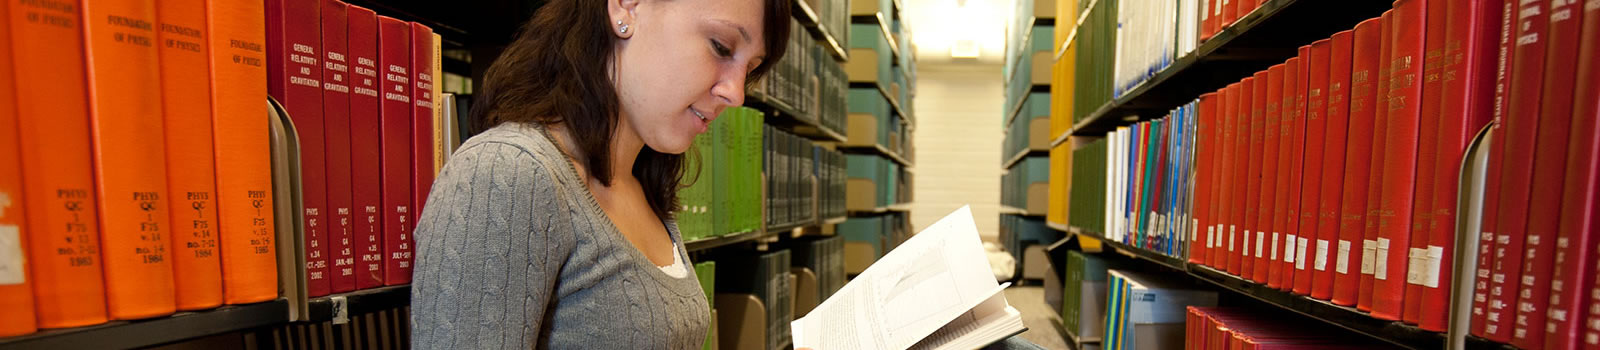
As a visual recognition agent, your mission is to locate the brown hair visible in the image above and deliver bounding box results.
[474,0,791,220]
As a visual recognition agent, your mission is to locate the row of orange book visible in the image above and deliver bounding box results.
[1180,0,1600,348]
[0,0,445,337]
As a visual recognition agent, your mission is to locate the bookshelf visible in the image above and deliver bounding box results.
[0,300,289,350]
[1063,0,1390,136]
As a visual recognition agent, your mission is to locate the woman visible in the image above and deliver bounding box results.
[408,0,788,347]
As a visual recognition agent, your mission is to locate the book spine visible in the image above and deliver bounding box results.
[1194,92,1219,265]
[377,16,413,285]
[1470,0,1517,336]
[1273,57,1302,290]
[206,0,276,304]
[1264,63,1289,289]
[1542,1,1600,346]
[156,0,222,311]
[1483,0,1551,340]
[1508,0,1586,346]
[1369,0,1427,321]
[410,22,434,231]
[1240,74,1264,279]
[82,0,177,320]
[1334,17,1384,307]
[431,32,442,176]
[267,0,328,297]
[1297,39,1330,298]
[1216,83,1238,271]
[0,0,37,335]
[345,5,383,289]
[1315,30,1354,302]
[1399,0,1450,325]
[1253,69,1280,283]
[320,0,354,294]
[1284,47,1310,293]
[1422,0,1502,333]
[1359,9,1397,312]
[1230,78,1255,275]
[10,0,111,327]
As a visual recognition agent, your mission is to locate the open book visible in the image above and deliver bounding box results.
[791,206,1026,350]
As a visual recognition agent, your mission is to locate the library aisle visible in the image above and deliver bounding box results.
[2,0,1597,349]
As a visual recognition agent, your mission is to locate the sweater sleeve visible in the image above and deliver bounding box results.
[410,140,573,349]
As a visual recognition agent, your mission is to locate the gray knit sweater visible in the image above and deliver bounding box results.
[410,123,709,349]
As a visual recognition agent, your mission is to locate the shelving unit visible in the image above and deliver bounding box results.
[0,300,289,350]
[1062,0,1389,136]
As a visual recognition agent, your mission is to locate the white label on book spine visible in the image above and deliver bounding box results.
[1255,232,1265,258]
[1271,232,1280,260]
[1229,226,1236,252]
[1361,239,1378,275]
[1296,238,1309,270]
[1376,238,1392,280]
[1407,248,1429,285]
[1336,240,1353,274]
[0,225,20,285]
[1425,246,1444,288]
[1285,234,1298,263]
[1206,226,1215,248]
[1243,231,1252,257]
[1193,219,1200,241]
[1314,240,1330,271]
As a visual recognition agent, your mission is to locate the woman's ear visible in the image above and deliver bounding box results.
[608,0,641,39]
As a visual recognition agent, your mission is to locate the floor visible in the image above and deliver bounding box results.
[1005,286,1070,350]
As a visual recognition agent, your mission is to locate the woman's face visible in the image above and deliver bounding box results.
[610,0,767,154]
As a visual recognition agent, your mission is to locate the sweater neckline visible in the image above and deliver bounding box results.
[527,124,701,295]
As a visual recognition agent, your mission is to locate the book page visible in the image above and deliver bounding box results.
[792,206,1004,350]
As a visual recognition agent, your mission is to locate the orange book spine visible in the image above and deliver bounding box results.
[205,0,277,304]
[9,0,110,329]
[82,0,177,320]
[0,0,37,336]
[156,0,222,311]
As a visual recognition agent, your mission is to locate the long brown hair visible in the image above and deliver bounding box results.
[474,0,790,220]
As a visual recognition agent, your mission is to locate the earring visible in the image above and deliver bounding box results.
[619,23,630,34]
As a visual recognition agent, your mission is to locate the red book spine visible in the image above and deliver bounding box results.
[266,0,329,297]
[82,0,179,320]
[1221,0,1236,31]
[1509,0,1587,346]
[1370,0,1428,321]
[1542,1,1600,346]
[1211,0,1226,41]
[320,0,354,294]
[1194,92,1219,265]
[1234,0,1256,24]
[1314,30,1354,302]
[1333,18,1384,307]
[1483,0,1550,340]
[1200,0,1215,42]
[156,0,223,311]
[346,5,383,289]
[1422,0,1502,333]
[1359,10,1397,312]
[1470,0,1516,336]
[410,22,435,228]
[0,0,37,335]
[1295,39,1331,297]
[1281,51,1309,292]
[1266,62,1291,288]
[1232,76,1257,276]
[1213,84,1239,269]
[378,16,414,285]
[1243,72,1267,281]
[1254,67,1283,283]
[1225,82,1245,271]
[1399,0,1450,324]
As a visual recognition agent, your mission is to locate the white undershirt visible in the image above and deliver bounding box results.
[657,244,688,278]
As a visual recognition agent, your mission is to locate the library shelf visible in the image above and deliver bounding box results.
[837,143,913,168]
[791,0,849,61]
[0,299,290,350]
[1065,0,1390,136]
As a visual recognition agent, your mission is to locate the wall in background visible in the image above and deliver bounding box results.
[909,63,1006,242]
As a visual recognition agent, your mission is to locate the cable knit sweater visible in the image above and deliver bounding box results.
[410,122,709,349]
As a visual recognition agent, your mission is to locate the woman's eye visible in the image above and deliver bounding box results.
[710,40,732,57]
